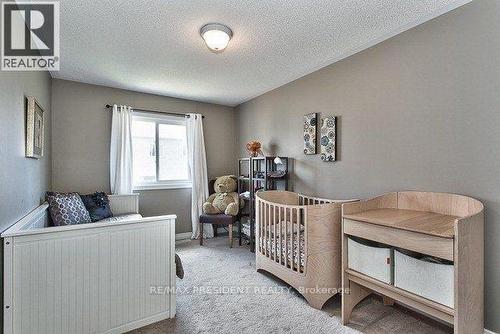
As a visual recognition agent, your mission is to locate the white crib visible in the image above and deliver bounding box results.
[2,194,176,334]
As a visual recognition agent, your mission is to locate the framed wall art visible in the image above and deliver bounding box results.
[320,116,336,162]
[26,96,45,159]
[303,112,317,155]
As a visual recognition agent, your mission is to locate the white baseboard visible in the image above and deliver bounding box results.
[175,232,192,240]
[485,329,498,334]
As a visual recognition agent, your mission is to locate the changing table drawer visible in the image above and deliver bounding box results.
[343,219,454,261]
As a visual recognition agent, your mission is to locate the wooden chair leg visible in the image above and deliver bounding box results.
[229,224,233,248]
[200,223,204,246]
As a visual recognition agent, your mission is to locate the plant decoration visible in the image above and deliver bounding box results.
[246,140,263,157]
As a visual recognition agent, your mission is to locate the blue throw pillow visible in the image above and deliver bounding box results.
[79,192,113,222]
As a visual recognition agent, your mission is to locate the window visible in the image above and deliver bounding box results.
[132,112,190,190]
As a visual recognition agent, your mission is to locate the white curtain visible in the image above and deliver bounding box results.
[187,114,212,239]
[110,104,134,194]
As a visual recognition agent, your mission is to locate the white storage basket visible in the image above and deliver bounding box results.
[394,250,454,308]
[348,237,393,284]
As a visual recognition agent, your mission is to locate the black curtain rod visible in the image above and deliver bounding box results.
[104,104,205,118]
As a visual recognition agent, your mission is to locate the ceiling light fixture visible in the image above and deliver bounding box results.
[200,23,232,53]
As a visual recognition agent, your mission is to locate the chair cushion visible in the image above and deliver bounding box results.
[200,214,236,225]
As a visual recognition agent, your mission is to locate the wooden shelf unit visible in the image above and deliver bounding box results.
[237,156,290,251]
[341,191,484,334]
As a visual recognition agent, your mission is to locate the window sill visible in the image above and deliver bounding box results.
[133,182,192,191]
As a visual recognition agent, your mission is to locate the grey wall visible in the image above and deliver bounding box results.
[0,71,52,333]
[236,1,500,331]
[51,79,235,233]
[0,72,52,232]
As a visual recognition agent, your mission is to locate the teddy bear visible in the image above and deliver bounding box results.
[203,175,241,216]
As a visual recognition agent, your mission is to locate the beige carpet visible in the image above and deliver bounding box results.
[128,237,452,334]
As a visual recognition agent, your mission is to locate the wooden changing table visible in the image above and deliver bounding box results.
[341,191,484,334]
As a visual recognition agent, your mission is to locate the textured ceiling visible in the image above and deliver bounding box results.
[53,0,471,106]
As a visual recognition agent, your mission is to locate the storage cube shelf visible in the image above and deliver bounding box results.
[341,191,484,334]
[237,156,290,252]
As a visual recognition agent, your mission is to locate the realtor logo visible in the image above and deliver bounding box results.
[1,1,59,71]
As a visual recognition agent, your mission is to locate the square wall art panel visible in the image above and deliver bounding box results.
[320,116,336,162]
[303,112,317,155]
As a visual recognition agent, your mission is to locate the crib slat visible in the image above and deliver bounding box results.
[262,202,265,257]
[259,201,262,254]
[278,207,282,265]
[262,203,265,256]
[270,204,273,261]
[267,203,270,257]
[257,200,261,253]
[273,205,278,261]
[295,208,299,272]
[292,209,300,272]
[266,203,270,258]
[260,201,263,254]
[284,207,289,269]
[270,205,273,260]
[264,203,268,257]
[265,204,271,257]
[269,204,272,260]
[297,209,302,272]
[295,208,298,272]
[263,202,266,256]
[258,200,261,254]
[267,203,270,258]
[286,207,289,269]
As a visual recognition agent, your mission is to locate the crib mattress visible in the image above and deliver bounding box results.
[259,232,305,268]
